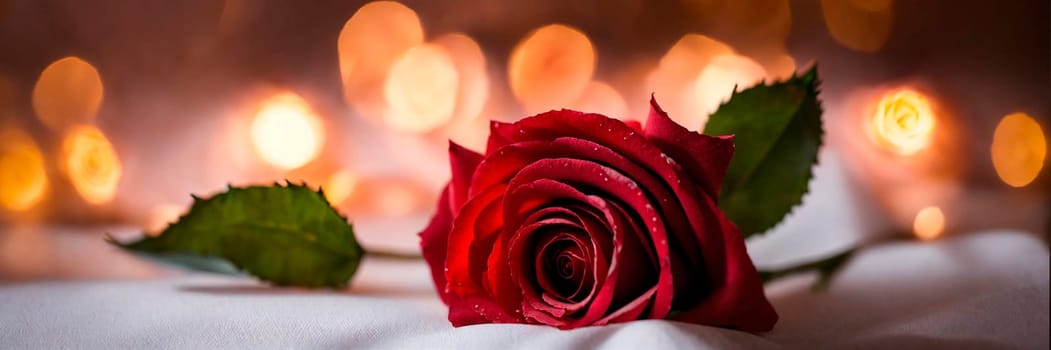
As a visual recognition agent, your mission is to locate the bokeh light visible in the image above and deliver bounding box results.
[323,169,358,206]
[509,24,596,114]
[0,128,48,211]
[821,0,895,53]
[868,89,936,156]
[646,34,735,127]
[145,204,185,235]
[433,33,489,126]
[690,54,767,130]
[32,57,105,131]
[62,125,122,205]
[371,181,423,217]
[757,52,797,80]
[991,112,1046,187]
[384,44,460,133]
[573,81,629,120]
[338,1,424,110]
[912,206,945,241]
[249,92,324,170]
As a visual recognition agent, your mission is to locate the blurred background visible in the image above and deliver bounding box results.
[0,0,1047,280]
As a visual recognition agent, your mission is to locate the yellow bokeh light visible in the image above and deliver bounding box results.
[250,92,324,170]
[991,112,1046,187]
[32,57,104,131]
[509,24,596,114]
[691,54,768,129]
[145,204,185,235]
[62,125,122,205]
[573,81,629,120]
[913,206,944,241]
[657,34,736,80]
[0,128,48,211]
[338,1,424,108]
[646,34,736,128]
[384,44,460,133]
[868,89,936,156]
[323,170,358,206]
[758,52,796,80]
[821,0,894,53]
[433,33,490,126]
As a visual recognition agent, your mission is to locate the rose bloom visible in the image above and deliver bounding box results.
[420,98,777,331]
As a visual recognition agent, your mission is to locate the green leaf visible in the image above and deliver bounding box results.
[109,183,364,288]
[703,66,823,237]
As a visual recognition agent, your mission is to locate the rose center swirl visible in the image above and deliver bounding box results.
[535,232,594,303]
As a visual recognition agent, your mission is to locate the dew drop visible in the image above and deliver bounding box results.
[651,217,657,222]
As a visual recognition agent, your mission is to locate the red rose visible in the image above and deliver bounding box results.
[420,98,777,331]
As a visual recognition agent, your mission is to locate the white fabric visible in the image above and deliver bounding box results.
[0,230,1047,349]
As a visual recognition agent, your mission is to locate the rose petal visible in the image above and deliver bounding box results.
[671,195,778,332]
[568,195,651,328]
[444,185,516,325]
[596,285,657,325]
[470,138,702,272]
[476,113,727,295]
[449,141,484,210]
[501,181,610,326]
[644,97,734,199]
[420,187,455,304]
[506,158,675,320]
[503,179,659,327]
